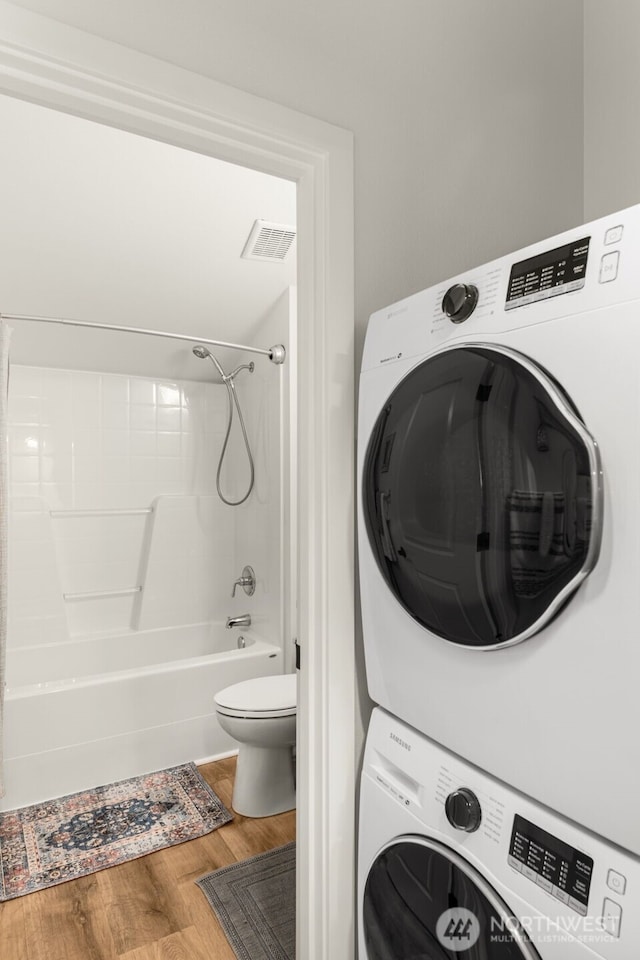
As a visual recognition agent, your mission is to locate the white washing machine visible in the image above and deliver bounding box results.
[359,708,640,958]
[357,204,640,854]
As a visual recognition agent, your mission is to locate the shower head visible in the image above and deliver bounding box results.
[192,344,227,381]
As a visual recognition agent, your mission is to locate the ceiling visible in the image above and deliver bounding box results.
[0,92,296,379]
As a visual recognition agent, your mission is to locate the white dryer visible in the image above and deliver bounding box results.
[359,708,640,958]
[357,204,640,853]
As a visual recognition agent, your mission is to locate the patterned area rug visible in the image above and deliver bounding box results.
[197,841,295,960]
[0,762,232,901]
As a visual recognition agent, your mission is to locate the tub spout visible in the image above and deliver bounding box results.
[226,614,251,629]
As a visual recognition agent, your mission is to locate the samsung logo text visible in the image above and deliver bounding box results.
[390,733,411,751]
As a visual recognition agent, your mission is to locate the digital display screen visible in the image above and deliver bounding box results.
[509,815,593,916]
[505,237,590,310]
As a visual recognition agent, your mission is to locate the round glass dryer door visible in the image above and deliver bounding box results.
[363,345,602,648]
[363,837,541,959]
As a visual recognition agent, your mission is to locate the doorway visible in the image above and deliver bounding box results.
[0,8,355,960]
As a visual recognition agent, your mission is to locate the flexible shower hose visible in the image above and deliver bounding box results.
[217,374,255,506]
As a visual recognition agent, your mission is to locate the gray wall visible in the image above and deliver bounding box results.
[7,0,585,346]
[584,0,640,220]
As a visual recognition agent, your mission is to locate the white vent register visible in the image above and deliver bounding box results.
[241,219,296,261]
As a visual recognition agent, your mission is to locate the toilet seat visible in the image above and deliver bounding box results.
[215,673,297,719]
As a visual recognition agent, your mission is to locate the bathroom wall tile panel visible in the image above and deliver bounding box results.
[8,499,68,646]
[101,374,130,403]
[103,428,130,456]
[131,429,156,456]
[157,431,181,457]
[137,495,233,630]
[72,427,101,456]
[9,396,41,424]
[130,403,157,431]
[156,405,181,432]
[102,455,131,484]
[10,456,40,483]
[130,378,156,404]
[71,375,101,429]
[43,378,73,423]
[8,366,42,398]
[157,382,181,406]
[9,425,41,456]
[102,400,130,430]
[6,614,67,649]
[66,594,138,636]
[8,365,230,641]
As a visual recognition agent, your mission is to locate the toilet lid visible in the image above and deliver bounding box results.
[214,673,297,716]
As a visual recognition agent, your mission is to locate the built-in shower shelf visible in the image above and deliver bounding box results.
[51,508,153,518]
[63,587,143,602]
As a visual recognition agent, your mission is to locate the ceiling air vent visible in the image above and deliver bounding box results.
[241,219,297,262]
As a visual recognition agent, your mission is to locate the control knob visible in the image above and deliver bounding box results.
[445,787,482,833]
[442,283,479,323]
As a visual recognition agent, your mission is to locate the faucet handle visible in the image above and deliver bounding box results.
[231,565,256,597]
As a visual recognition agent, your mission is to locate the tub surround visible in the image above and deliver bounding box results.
[4,359,288,811]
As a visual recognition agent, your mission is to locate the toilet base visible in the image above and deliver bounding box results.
[232,743,296,818]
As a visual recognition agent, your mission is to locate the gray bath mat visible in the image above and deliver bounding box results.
[196,841,295,960]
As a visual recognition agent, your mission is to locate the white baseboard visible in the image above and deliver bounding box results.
[195,748,239,765]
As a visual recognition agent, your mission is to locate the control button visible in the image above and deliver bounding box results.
[554,888,569,905]
[567,896,588,917]
[602,898,623,938]
[605,225,624,245]
[599,250,620,283]
[522,865,537,883]
[607,869,627,895]
[444,787,482,832]
[508,856,523,873]
[442,283,479,323]
[536,875,553,894]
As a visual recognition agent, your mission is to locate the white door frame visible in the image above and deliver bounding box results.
[0,5,355,958]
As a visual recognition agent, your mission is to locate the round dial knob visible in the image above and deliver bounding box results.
[445,787,482,833]
[442,283,479,323]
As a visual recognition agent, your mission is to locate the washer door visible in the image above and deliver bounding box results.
[362,344,602,648]
[363,837,541,959]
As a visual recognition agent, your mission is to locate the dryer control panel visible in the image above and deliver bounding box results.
[361,202,638,373]
[505,237,590,310]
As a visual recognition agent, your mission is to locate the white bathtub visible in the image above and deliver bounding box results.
[1,622,283,811]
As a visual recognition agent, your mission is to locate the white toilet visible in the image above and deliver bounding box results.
[214,673,297,818]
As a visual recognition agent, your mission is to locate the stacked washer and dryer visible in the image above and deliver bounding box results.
[357,206,640,957]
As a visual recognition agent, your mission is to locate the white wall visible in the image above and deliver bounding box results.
[6,0,585,345]
[584,0,640,220]
[7,365,235,641]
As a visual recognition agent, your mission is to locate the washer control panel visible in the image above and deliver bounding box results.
[365,708,640,953]
[508,814,593,917]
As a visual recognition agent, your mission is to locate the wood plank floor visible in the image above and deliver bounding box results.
[0,757,296,960]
